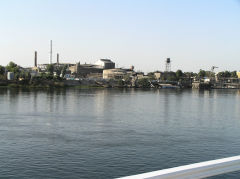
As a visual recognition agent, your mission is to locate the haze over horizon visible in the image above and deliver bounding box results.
[0,0,239,73]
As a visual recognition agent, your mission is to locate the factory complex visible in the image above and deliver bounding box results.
[29,51,145,81]
[1,41,240,89]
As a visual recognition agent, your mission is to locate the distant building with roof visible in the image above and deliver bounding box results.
[103,67,136,79]
[68,62,102,78]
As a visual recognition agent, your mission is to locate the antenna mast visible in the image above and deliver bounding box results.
[50,40,52,64]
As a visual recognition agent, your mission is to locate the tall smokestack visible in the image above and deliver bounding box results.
[57,53,59,65]
[34,51,37,67]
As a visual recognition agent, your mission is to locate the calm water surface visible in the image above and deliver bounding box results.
[0,88,240,179]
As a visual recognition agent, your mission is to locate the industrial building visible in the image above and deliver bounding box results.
[29,50,118,78]
[103,69,127,79]
[68,62,103,78]
[94,59,115,69]
[154,72,162,80]
[66,59,116,78]
[103,67,136,79]
[237,72,240,79]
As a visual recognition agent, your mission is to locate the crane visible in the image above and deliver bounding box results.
[211,66,218,73]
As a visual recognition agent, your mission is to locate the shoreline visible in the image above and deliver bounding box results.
[1,84,240,90]
[1,80,240,90]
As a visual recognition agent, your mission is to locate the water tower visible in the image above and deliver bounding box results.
[165,58,171,72]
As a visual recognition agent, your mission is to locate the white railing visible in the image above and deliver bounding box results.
[117,155,240,179]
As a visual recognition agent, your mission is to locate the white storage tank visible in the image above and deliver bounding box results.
[7,72,14,80]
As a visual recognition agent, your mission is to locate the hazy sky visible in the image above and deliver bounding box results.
[0,0,239,72]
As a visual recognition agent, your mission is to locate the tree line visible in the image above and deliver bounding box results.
[0,62,68,81]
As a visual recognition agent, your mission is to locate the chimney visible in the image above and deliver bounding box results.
[34,51,37,67]
[57,53,59,65]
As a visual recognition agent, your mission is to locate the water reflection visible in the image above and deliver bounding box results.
[0,88,240,179]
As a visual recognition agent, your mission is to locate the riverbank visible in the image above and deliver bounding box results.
[2,79,240,90]
[0,79,183,89]
[0,82,105,89]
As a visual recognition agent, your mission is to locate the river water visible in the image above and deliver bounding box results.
[0,88,240,178]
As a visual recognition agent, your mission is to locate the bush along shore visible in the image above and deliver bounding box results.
[0,77,185,89]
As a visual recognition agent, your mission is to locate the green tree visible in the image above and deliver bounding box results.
[219,71,230,78]
[164,72,177,81]
[55,66,62,77]
[176,70,183,80]
[6,61,21,80]
[46,64,54,75]
[19,71,31,80]
[46,73,54,80]
[198,70,206,78]
[123,75,131,85]
[0,75,5,80]
[137,78,151,88]
[217,72,224,78]
[184,72,196,78]
[224,71,231,78]
[26,72,31,80]
[40,72,47,79]
[205,71,215,78]
[19,71,26,79]
[6,61,20,74]
[231,71,237,78]
[61,65,68,78]
[147,72,155,80]
[0,65,5,75]
[117,79,124,87]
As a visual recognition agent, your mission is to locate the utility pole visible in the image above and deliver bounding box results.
[50,40,52,64]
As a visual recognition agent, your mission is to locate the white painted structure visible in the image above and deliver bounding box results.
[7,72,14,80]
[118,155,240,179]
[95,59,115,69]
